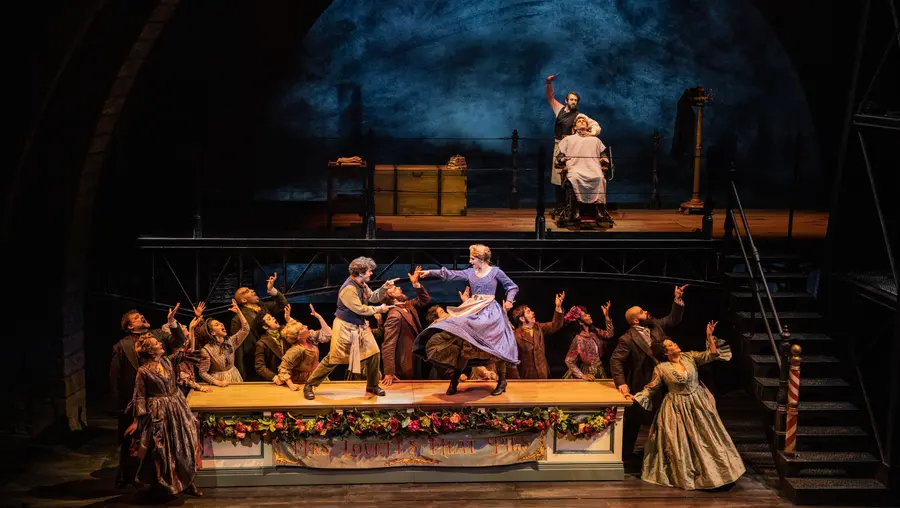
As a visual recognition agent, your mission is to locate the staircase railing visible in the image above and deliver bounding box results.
[723,165,794,439]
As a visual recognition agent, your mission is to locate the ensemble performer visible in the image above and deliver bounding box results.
[413,244,519,396]
[556,114,614,223]
[381,265,431,385]
[231,273,289,380]
[254,303,301,384]
[507,291,566,379]
[111,304,185,488]
[611,284,687,460]
[302,256,394,400]
[626,321,745,490]
[121,333,203,499]
[196,299,250,387]
[177,315,211,395]
[545,73,601,206]
[277,304,332,391]
[562,301,615,380]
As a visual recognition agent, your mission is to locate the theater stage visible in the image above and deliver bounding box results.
[315,208,829,238]
[189,380,631,487]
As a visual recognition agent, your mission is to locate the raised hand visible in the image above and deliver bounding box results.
[706,320,718,338]
[284,303,292,321]
[267,273,278,292]
[674,284,689,302]
[193,301,206,318]
[555,291,566,309]
[189,317,203,330]
[167,303,181,323]
[459,286,471,302]
[601,300,611,316]
[229,298,240,314]
[546,73,558,83]
[408,265,423,285]
[383,278,400,290]
[308,303,321,320]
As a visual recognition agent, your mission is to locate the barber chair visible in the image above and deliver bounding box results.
[551,148,615,229]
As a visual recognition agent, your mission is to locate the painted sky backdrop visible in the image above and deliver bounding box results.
[267,0,821,205]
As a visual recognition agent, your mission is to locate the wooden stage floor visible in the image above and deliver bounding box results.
[187,380,631,412]
[318,208,829,238]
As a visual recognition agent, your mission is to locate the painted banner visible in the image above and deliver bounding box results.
[273,431,546,468]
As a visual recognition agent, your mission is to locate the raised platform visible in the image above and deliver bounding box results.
[315,208,829,238]
[189,380,630,487]
[188,379,630,412]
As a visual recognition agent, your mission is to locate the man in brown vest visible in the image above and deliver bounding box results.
[507,291,566,379]
[380,266,431,385]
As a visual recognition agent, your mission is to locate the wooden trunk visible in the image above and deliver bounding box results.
[374,165,467,216]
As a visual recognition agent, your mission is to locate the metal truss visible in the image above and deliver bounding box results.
[99,237,720,316]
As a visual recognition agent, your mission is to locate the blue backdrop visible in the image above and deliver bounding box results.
[262,0,822,207]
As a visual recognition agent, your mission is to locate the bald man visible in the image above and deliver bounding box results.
[231,273,289,380]
[610,284,687,461]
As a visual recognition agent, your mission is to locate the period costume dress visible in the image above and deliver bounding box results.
[382,284,431,379]
[507,309,565,379]
[414,266,519,366]
[610,300,684,457]
[110,322,185,488]
[121,349,202,495]
[304,276,388,393]
[230,288,288,380]
[197,319,250,384]
[633,339,744,490]
[277,326,332,384]
[563,320,616,379]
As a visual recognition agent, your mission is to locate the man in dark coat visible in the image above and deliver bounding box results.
[610,284,687,460]
[507,291,566,379]
[254,304,293,384]
[231,272,289,380]
[380,266,430,385]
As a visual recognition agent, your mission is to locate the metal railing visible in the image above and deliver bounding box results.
[722,165,794,438]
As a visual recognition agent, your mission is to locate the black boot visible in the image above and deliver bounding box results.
[303,385,315,400]
[446,369,463,395]
[366,386,386,396]
[491,362,508,396]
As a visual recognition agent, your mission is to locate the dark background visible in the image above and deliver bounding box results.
[7,0,896,434]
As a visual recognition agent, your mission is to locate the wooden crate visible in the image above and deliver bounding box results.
[373,164,467,216]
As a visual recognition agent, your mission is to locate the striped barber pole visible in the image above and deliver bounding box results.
[784,345,803,454]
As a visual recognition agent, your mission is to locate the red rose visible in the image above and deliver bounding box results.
[251,421,260,431]
[273,412,285,422]
[408,420,420,432]
[275,422,284,430]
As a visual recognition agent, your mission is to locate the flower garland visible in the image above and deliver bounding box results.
[200,407,617,442]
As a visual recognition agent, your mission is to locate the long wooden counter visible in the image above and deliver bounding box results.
[187,379,631,412]
[190,380,630,487]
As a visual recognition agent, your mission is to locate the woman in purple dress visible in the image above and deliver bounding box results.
[413,244,519,396]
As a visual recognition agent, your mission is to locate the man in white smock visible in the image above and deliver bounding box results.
[556,114,613,224]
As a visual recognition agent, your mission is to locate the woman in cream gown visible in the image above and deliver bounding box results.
[628,321,745,490]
